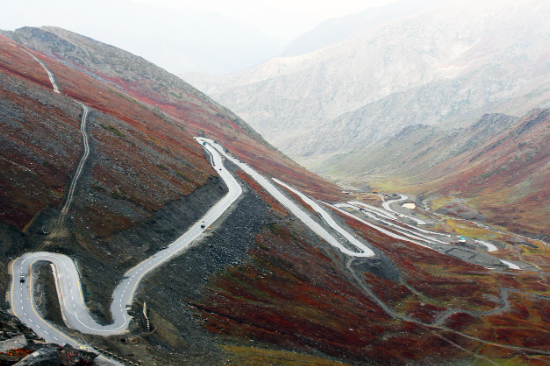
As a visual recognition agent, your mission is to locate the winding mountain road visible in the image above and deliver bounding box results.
[10,140,242,339]
[203,139,375,257]
[10,137,377,358]
[340,202,525,270]
[381,194,426,225]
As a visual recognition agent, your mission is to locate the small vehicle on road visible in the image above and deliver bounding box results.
[20,274,25,283]
[201,223,205,228]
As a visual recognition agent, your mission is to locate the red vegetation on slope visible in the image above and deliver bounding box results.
[473,293,550,352]
[195,222,482,364]
[0,38,82,229]
[16,25,344,203]
[423,109,550,237]
[342,210,550,307]
[108,75,344,202]
[0,35,215,234]
[331,207,550,360]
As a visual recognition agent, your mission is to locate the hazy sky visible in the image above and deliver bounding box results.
[133,0,397,38]
[0,0,401,73]
[2,0,397,40]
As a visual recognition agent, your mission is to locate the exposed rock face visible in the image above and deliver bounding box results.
[0,311,97,365]
[14,345,61,366]
[186,0,550,170]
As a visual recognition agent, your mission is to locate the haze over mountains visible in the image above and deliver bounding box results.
[187,0,550,170]
[281,0,450,57]
[1,0,285,74]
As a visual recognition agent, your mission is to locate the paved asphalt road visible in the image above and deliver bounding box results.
[8,138,242,365]
[10,137,376,342]
[381,194,426,225]
[273,179,375,257]
[11,139,242,336]
[204,138,375,257]
[7,135,521,363]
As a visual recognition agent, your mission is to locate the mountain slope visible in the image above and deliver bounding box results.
[323,113,518,179]
[3,29,550,366]
[419,109,550,239]
[186,0,550,169]
[2,26,341,202]
[333,110,550,239]
[0,32,353,365]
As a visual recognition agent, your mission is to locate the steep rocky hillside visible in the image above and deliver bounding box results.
[2,26,341,202]
[186,0,550,170]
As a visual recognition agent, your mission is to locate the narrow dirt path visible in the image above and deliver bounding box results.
[21,49,61,93]
[18,48,93,241]
[49,102,91,238]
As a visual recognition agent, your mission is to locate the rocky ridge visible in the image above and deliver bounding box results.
[0,310,98,365]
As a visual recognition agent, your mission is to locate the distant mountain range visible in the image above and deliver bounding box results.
[281,0,450,57]
[186,0,550,170]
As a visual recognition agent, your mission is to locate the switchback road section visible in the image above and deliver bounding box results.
[8,138,242,356]
[200,138,375,258]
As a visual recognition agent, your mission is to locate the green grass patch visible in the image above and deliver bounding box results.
[175,170,193,182]
[223,345,348,366]
[92,185,106,192]
[100,124,124,137]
